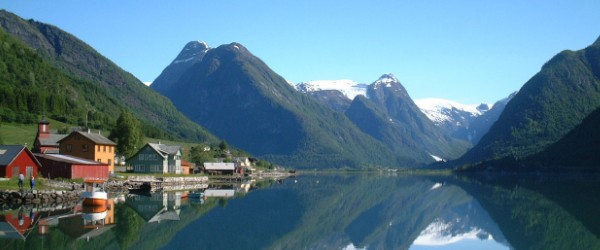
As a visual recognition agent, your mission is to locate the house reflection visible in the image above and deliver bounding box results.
[126,192,182,223]
[0,207,36,240]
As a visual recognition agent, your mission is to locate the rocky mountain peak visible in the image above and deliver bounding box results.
[373,73,400,86]
[172,41,210,64]
[476,103,490,112]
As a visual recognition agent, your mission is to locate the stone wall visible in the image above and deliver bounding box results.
[0,190,80,209]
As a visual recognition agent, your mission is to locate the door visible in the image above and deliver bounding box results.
[26,166,33,177]
[12,167,19,178]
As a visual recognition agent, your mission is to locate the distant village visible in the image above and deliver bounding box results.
[0,117,256,181]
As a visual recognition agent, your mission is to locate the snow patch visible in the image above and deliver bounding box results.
[143,81,152,86]
[295,79,367,100]
[343,243,366,250]
[413,219,489,246]
[430,154,444,162]
[430,182,443,190]
[415,98,487,125]
[173,57,196,64]
[373,73,399,89]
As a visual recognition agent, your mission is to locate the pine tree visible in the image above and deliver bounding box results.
[110,110,143,157]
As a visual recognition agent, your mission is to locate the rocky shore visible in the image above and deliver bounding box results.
[0,189,81,209]
[42,176,211,193]
[0,173,293,208]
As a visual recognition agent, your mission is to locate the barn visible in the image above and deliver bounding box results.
[0,145,41,178]
[35,154,109,180]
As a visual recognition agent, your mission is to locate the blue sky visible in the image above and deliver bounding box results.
[2,1,599,104]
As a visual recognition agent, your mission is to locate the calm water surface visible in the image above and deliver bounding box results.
[1,173,599,249]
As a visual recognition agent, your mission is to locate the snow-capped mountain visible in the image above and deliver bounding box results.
[414,98,494,143]
[411,199,510,249]
[414,98,489,126]
[295,79,368,100]
[294,74,512,144]
[372,73,401,90]
[412,219,493,246]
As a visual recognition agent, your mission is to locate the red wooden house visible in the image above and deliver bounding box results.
[0,145,41,178]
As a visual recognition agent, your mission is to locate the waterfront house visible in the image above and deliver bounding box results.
[203,162,236,175]
[33,116,67,154]
[128,143,182,174]
[35,153,109,180]
[0,145,41,178]
[232,157,255,172]
[58,130,117,174]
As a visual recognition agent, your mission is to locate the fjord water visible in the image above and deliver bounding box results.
[2,173,599,249]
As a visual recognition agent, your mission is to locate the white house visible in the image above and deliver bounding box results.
[203,162,235,175]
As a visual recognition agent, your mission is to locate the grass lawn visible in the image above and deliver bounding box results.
[1,118,82,147]
[1,123,37,147]
[0,177,50,191]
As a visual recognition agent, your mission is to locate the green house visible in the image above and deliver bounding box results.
[128,143,182,174]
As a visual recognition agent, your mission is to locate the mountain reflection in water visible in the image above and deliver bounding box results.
[0,173,598,249]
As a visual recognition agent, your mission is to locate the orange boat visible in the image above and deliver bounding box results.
[81,179,108,206]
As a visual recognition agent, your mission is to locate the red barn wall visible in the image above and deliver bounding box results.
[5,151,39,178]
[72,165,109,180]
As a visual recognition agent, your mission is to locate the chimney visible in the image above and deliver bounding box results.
[87,128,91,134]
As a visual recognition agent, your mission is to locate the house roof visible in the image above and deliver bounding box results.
[0,145,42,168]
[0,145,25,166]
[58,131,116,146]
[181,160,193,167]
[34,153,108,166]
[148,209,180,223]
[203,162,235,170]
[37,134,67,146]
[148,143,181,158]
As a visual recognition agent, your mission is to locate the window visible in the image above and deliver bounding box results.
[97,158,101,162]
[108,159,112,166]
[66,144,72,152]
[82,144,88,152]
[104,146,106,152]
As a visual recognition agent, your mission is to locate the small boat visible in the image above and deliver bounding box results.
[81,179,108,206]
[188,191,205,199]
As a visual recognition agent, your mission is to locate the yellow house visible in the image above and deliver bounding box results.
[58,130,117,173]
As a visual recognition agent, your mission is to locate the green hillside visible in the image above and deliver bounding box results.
[0,10,218,144]
[453,36,600,168]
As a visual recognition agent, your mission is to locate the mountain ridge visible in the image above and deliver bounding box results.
[453,36,600,169]
[0,10,218,143]
[153,42,403,168]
